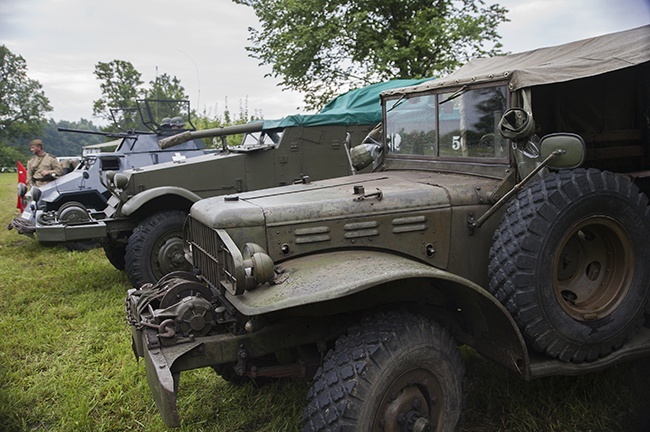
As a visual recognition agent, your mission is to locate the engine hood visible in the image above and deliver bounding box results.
[189,169,502,272]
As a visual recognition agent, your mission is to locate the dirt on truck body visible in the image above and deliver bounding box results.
[126,26,650,430]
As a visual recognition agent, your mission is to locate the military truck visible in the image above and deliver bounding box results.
[126,26,650,429]
[35,80,429,286]
[9,99,211,236]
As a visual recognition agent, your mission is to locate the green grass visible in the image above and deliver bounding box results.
[0,172,649,431]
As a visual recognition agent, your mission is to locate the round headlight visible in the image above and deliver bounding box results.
[242,243,275,290]
[114,173,129,189]
[17,182,28,197]
[30,187,42,203]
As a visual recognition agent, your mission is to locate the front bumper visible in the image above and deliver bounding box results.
[125,275,342,428]
[34,220,108,242]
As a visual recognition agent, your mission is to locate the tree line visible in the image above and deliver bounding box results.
[0,48,255,166]
[1,0,507,166]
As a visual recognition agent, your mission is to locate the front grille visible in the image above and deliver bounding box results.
[186,217,224,290]
[186,217,241,294]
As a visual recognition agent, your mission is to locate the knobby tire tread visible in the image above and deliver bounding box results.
[488,168,650,362]
[301,312,466,432]
[125,210,187,288]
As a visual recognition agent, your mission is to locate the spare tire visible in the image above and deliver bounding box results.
[488,168,650,363]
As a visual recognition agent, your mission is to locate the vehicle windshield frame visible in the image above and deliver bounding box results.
[382,81,510,164]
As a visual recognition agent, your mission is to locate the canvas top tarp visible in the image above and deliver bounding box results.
[383,25,650,98]
[262,78,433,129]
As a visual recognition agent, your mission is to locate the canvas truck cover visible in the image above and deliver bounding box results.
[383,25,650,97]
[262,78,433,129]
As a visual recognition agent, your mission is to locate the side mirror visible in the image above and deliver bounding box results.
[82,171,90,180]
[539,133,585,169]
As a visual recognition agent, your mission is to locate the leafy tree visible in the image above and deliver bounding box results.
[0,45,52,146]
[139,74,190,123]
[234,0,508,110]
[92,60,144,130]
[0,143,27,167]
[193,97,261,148]
[93,62,196,132]
[92,60,261,145]
[142,73,188,101]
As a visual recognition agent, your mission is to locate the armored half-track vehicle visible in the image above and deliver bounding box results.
[9,99,212,237]
[35,79,429,286]
[126,26,650,430]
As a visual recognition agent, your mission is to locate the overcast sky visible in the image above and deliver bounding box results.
[1,0,649,126]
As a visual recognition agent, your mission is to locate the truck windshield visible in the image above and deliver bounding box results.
[385,85,508,160]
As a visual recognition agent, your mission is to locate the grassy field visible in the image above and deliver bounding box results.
[0,171,649,432]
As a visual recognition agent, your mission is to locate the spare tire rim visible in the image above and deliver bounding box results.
[553,216,634,322]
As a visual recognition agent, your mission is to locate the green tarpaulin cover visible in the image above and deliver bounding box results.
[262,78,433,129]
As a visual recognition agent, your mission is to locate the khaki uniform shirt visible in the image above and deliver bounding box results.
[26,153,63,187]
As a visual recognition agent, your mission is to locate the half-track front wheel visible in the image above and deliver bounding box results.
[103,241,126,270]
[125,210,191,287]
[302,312,465,432]
[489,168,650,363]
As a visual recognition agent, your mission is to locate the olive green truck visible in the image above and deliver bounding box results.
[126,26,650,430]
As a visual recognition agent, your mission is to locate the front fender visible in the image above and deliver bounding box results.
[121,187,202,216]
[227,249,530,377]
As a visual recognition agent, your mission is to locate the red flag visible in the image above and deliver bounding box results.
[17,161,27,212]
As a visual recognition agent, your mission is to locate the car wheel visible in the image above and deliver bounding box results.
[125,210,191,287]
[103,241,127,270]
[302,312,465,432]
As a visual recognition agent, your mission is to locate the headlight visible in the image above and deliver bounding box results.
[242,243,275,291]
[17,182,28,197]
[113,173,129,189]
[105,170,116,183]
[30,187,42,203]
[106,171,129,189]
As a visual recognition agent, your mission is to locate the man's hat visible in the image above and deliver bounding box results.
[30,139,44,147]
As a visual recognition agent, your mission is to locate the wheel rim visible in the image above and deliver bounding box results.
[372,368,442,432]
[553,216,634,321]
[153,232,191,280]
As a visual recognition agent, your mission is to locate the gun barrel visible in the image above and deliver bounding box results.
[58,127,109,136]
[158,122,265,149]
[57,127,133,139]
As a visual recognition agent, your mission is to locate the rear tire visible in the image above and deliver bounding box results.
[489,168,650,362]
[125,210,190,287]
[302,312,465,432]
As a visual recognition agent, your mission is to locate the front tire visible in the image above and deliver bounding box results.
[302,312,465,432]
[103,241,126,270]
[125,210,191,287]
[489,168,650,362]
